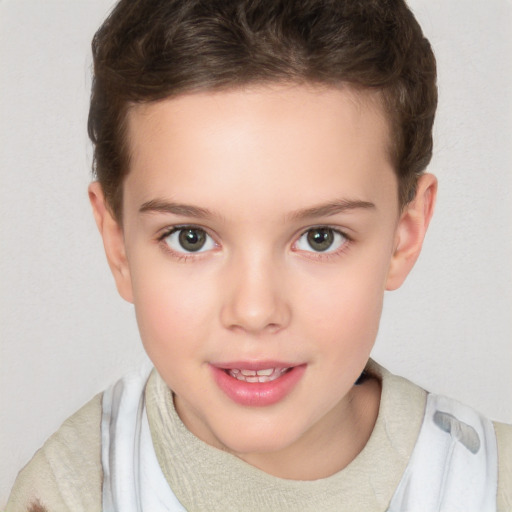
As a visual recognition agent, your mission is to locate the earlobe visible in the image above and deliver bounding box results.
[88,182,134,303]
[386,173,437,291]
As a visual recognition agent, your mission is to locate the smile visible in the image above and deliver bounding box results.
[227,367,290,383]
[211,363,306,407]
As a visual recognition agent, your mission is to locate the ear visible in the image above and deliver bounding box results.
[88,182,134,303]
[386,173,437,291]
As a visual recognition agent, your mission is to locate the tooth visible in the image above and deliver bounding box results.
[228,367,292,383]
[256,369,274,376]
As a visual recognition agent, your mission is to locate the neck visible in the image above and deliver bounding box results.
[236,376,381,480]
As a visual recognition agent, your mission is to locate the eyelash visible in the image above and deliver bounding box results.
[292,226,352,261]
[156,225,352,262]
[157,225,218,262]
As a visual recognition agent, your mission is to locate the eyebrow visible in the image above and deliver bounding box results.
[139,199,213,218]
[139,198,376,220]
[287,199,376,220]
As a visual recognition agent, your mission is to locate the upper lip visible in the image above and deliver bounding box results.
[211,360,300,371]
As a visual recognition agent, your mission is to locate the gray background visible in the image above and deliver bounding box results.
[1,0,511,503]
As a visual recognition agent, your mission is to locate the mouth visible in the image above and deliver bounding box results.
[211,362,306,407]
[225,367,292,383]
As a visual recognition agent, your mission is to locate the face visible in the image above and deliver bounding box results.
[90,84,436,478]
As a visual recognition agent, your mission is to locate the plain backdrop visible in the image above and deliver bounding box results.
[1,0,511,504]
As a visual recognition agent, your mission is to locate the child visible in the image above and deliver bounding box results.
[6,0,511,510]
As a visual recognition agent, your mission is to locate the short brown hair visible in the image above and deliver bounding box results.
[88,0,437,221]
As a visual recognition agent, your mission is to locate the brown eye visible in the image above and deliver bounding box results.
[307,228,334,252]
[164,227,215,253]
[179,228,206,251]
[296,227,347,253]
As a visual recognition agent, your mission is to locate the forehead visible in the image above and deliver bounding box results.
[123,84,397,217]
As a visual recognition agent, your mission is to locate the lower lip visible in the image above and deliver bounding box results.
[211,364,306,407]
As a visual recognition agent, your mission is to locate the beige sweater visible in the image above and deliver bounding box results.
[7,362,512,511]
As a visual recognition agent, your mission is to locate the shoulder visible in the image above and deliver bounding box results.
[6,393,103,512]
[494,420,512,511]
[366,359,427,426]
[370,360,512,509]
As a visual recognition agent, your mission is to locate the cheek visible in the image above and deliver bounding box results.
[130,262,216,358]
[311,285,383,342]
[295,261,386,348]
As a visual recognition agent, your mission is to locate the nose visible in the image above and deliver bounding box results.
[219,252,291,335]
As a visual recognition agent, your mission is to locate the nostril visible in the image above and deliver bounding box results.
[219,274,292,333]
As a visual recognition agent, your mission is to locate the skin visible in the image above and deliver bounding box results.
[89,84,436,480]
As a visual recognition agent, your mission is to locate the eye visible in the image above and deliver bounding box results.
[295,227,347,253]
[163,227,216,253]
